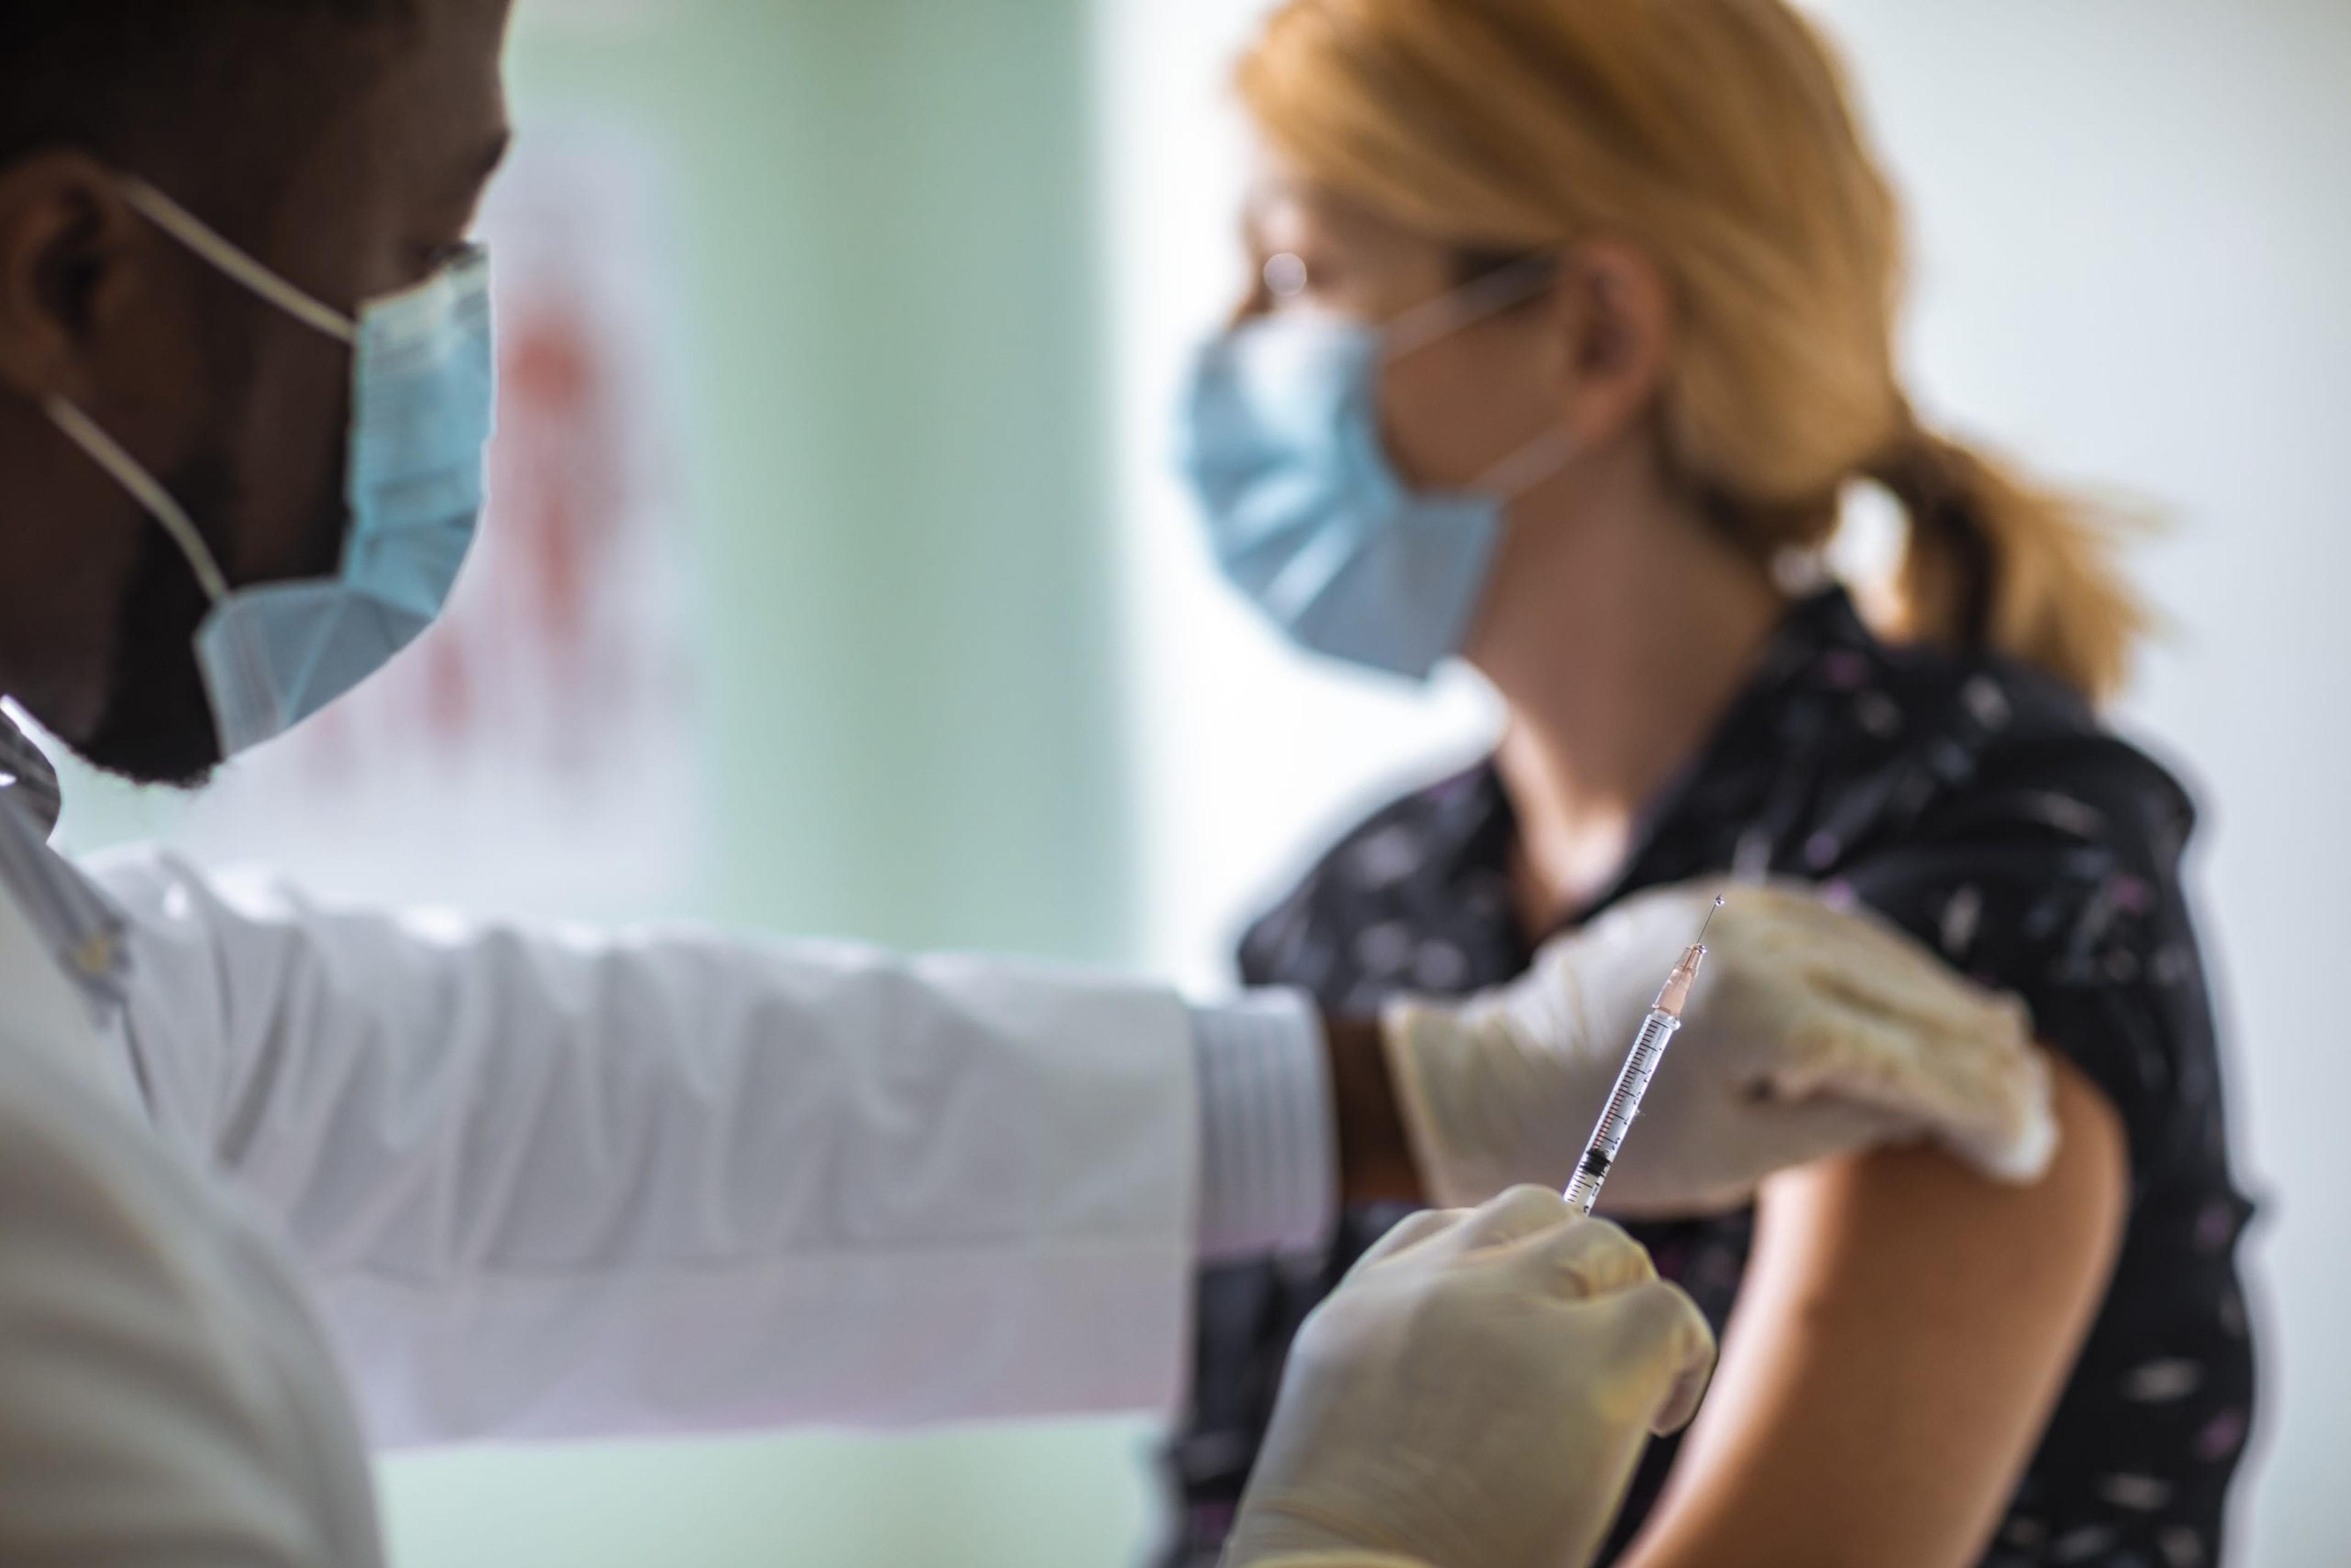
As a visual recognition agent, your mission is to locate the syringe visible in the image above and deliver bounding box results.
[1563,898,1722,1215]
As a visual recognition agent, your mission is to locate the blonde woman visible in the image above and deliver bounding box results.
[1166,2,2254,1564]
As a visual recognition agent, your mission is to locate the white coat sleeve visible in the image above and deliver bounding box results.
[85,848,1200,1448]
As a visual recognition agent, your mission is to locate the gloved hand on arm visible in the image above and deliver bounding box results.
[1224,1185,1715,1568]
[1381,881,2056,1217]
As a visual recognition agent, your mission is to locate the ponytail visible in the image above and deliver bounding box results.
[1867,414,2147,703]
[1241,0,2152,703]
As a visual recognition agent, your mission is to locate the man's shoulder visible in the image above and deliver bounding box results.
[0,971,380,1562]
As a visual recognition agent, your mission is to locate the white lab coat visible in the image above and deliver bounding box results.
[0,849,1491,1568]
[0,862,386,1565]
[77,847,1202,1448]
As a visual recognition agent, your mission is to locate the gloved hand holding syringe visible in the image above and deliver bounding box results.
[1563,897,1721,1214]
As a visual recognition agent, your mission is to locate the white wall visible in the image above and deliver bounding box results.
[1098,2,2351,1560]
[1096,0,1505,1005]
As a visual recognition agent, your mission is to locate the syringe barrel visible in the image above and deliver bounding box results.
[1564,1008,1683,1214]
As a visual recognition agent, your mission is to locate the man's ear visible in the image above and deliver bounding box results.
[1548,238,1676,452]
[0,152,150,403]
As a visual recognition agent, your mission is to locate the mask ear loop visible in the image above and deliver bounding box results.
[51,178,370,605]
[1380,253,1580,502]
[119,178,357,345]
[1381,253,1562,361]
[43,396,233,603]
[1473,426,1577,501]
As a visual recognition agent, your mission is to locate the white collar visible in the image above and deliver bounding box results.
[0,712,128,1015]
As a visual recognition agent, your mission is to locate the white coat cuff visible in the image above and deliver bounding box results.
[1190,989,1337,1262]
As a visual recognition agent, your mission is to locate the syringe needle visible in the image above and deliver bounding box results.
[1695,895,1725,945]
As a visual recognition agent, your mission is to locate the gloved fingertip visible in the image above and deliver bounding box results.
[1651,1300,1718,1435]
[1952,1046,2060,1184]
[1652,1364,1712,1436]
[1612,1281,1717,1434]
[1963,1100,2062,1184]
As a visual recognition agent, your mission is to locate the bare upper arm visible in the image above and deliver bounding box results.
[1616,1052,2129,1568]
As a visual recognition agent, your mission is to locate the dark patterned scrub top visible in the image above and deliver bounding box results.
[1159,588,2255,1568]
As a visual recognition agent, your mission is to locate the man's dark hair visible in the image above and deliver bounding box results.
[0,1,408,234]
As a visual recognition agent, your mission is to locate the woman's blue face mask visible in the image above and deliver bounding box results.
[1178,256,1570,681]
[45,178,494,760]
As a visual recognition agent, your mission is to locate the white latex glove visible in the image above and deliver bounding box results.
[1382,880,2056,1217]
[1224,1186,1715,1568]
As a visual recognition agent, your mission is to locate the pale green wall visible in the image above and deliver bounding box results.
[373,5,1157,1566]
[377,1420,1161,1568]
[539,0,1136,959]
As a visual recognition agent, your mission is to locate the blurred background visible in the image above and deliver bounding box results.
[40,0,2350,1562]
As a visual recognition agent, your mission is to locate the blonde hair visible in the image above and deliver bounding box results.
[1239,0,2145,700]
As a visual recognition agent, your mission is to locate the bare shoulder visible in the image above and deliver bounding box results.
[1619,1054,2127,1568]
[1749,1054,2126,1320]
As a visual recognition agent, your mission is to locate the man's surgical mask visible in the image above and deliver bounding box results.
[47,179,494,759]
[1179,257,1570,681]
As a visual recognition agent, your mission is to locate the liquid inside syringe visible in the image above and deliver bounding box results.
[1563,898,1721,1215]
